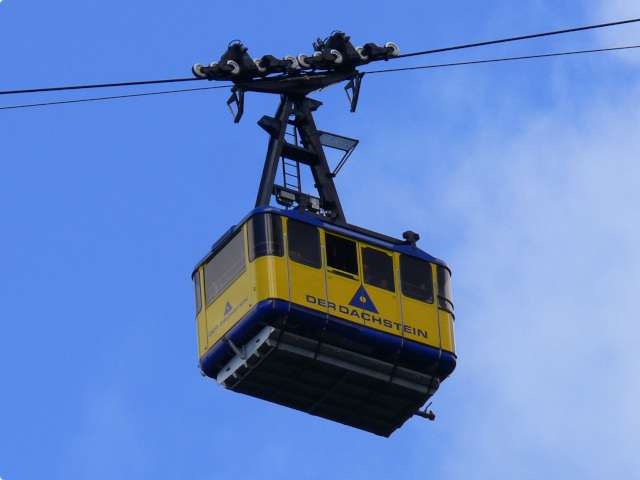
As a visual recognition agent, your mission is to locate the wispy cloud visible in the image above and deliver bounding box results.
[429,65,640,478]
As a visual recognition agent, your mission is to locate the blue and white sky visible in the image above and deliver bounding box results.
[2,1,640,479]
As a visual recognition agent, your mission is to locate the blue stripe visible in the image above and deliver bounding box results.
[200,298,456,380]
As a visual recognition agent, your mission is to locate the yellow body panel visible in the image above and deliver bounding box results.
[204,270,251,349]
[358,283,401,336]
[397,294,439,347]
[197,228,252,355]
[325,271,363,324]
[251,254,289,303]
[195,275,208,359]
[287,261,326,315]
[438,309,456,353]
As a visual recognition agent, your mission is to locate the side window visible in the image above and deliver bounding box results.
[326,233,358,276]
[362,246,395,292]
[248,213,283,261]
[400,254,434,303]
[204,231,246,305]
[287,219,321,268]
[437,265,454,312]
[193,270,202,315]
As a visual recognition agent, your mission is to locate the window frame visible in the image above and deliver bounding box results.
[193,269,202,315]
[325,232,359,277]
[437,265,454,312]
[361,245,395,292]
[248,213,284,262]
[204,230,247,305]
[399,254,434,303]
[287,219,322,269]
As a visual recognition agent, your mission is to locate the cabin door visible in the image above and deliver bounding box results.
[324,232,364,327]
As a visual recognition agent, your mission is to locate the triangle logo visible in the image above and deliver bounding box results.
[349,285,379,314]
[224,301,233,315]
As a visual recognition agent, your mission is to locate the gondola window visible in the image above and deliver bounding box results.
[437,266,454,312]
[400,254,434,303]
[248,213,283,261]
[326,233,358,276]
[362,246,395,292]
[193,270,202,314]
[287,219,321,268]
[204,232,246,304]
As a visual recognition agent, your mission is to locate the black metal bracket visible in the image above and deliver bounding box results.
[344,73,364,113]
[226,87,245,123]
[403,230,421,249]
[255,94,349,224]
[414,403,436,421]
[193,32,398,83]
[192,32,399,119]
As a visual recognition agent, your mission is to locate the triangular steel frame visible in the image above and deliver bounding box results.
[256,93,348,224]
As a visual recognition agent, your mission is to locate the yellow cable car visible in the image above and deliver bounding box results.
[192,33,456,436]
[193,207,455,436]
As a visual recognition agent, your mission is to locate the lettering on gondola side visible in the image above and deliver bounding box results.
[208,297,248,337]
[305,294,428,339]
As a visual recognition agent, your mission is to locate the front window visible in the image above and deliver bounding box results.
[194,270,202,315]
[437,265,454,312]
[400,254,434,303]
[204,231,246,305]
[248,213,283,261]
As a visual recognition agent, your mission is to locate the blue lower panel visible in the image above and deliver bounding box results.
[199,298,456,380]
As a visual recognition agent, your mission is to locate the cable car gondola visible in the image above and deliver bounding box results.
[191,32,456,437]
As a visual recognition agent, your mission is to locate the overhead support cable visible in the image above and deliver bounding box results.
[364,44,640,75]
[1,18,640,99]
[3,43,639,111]
[0,77,201,96]
[0,85,229,111]
[395,17,640,59]
[2,43,639,111]
[2,19,640,110]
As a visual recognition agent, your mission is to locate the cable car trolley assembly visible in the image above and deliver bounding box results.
[191,32,456,437]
